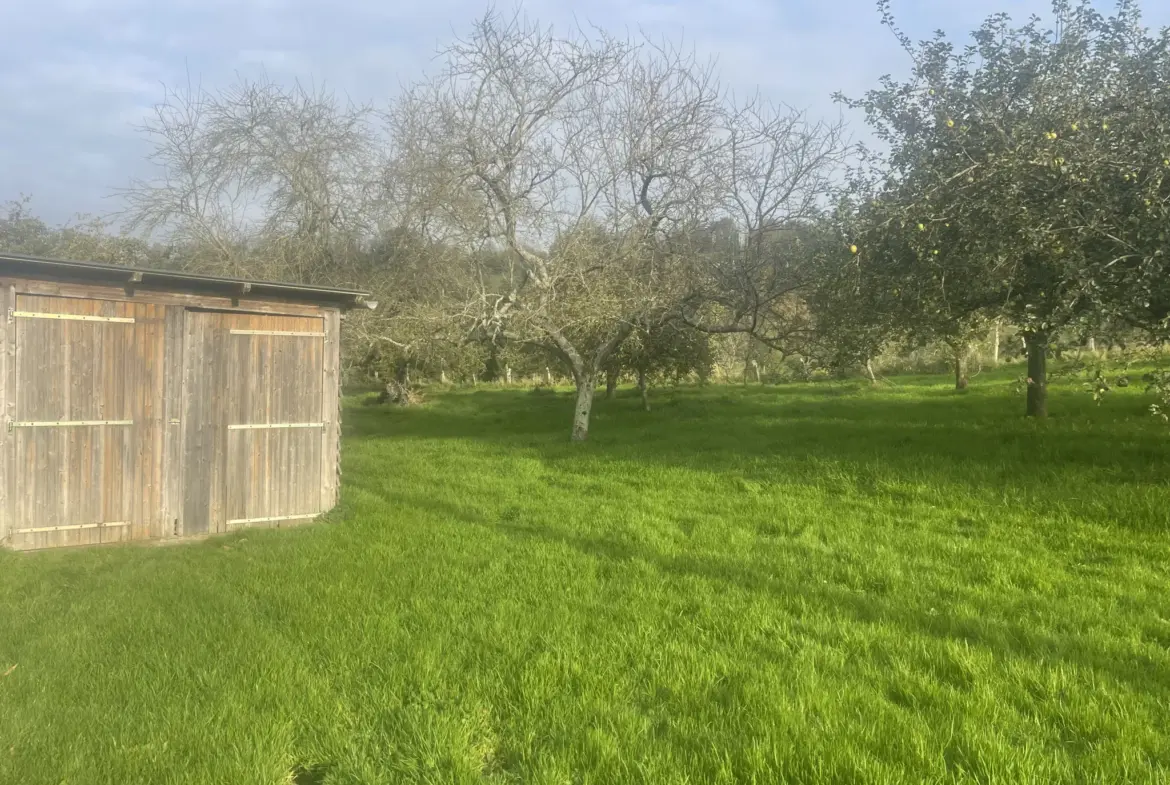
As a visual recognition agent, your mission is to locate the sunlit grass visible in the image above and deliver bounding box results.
[1,369,1168,784]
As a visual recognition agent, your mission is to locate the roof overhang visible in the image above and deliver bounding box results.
[0,252,377,310]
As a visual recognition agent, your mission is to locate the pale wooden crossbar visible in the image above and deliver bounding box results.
[13,420,133,427]
[229,330,324,337]
[13,311,135,323]
[14,522,130,534]
[227,514,318,526]
[227,422,325,430]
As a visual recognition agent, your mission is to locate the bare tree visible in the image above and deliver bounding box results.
[680,100,851,356]
[389,10,736,440]
[117,12,849,439]
[118,74,381,285]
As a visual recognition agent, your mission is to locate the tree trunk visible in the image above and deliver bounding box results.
[992,320,1000,366]
[866,359,878,385]
[1025,331,1048,418]
[637,368,650,412]
[751,359,761,384]
[571,374,596,442]
[954,348,969,390]
[605,368,619,400]
[505,366,513,385]
[1087,336,1096,354]
[546,367,553,385]
[440,370,448,385]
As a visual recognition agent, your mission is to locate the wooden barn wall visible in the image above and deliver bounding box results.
[6,295,166,549]
[0,275,343,551]
[182,310,329,537]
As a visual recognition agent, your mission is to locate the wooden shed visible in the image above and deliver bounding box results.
[0,252,374,551]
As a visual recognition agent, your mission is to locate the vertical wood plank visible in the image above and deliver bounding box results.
[0,284,9,545]
[260,328,273,520]
[227,326,247,524]
[182,310,209,535]
[147,307,163,539]
[273,330,286,519]
[162,306,185,538]
[208,315,227,533]
[7,288,20,548]
[59,320,72,538]
[114,310,134,545]
[321,308,341,513]
[248,323,261,522]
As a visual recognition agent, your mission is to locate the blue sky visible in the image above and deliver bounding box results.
[2,0,1167,226]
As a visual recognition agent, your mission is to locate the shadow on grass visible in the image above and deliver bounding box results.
[483,518,1170,696]
[290,764,331,785]
[344,382,1170,532]
[348,477,1169,699]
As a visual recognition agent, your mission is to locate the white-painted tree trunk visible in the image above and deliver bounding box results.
[992,320,1000,365]
[546,367,553,385]
[505,366,513,385]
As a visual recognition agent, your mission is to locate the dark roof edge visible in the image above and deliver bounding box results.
[0,252,377,310]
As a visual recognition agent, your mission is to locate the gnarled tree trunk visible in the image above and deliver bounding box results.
[571,373,597,442]
[954,347,969,390]
[1025,331,1048,418]
[550,320,635,442]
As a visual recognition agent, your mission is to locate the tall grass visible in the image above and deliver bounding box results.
[1,371,1167,784]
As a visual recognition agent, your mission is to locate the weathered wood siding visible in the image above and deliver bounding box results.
[322,308,341,511]
[183,311,328,535]
[0,275,344,550]
[6,296,166,550]
[0,285,11,544]
[161,306,186,537]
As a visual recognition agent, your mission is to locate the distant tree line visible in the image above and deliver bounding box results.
[3,0,1169,437]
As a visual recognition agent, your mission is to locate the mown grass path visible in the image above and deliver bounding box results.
[1,373,1168,784]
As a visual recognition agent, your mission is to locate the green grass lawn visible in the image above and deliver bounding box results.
[1,370,1169,784]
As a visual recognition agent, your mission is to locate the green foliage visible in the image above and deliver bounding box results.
[835,0,1170,358]
[1,196,154,265]
[606,319,713,385]
[1146,370,1170,422]
[2,379,1169,783]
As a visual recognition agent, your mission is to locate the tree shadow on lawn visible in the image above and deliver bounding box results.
[345,386,1170,532]
[483,517,1170,697]
[354,481,1169,700]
